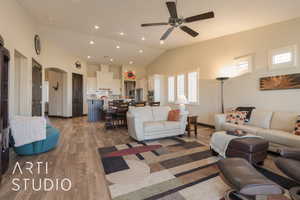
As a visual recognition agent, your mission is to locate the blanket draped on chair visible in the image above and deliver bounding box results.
[10,116,46,147]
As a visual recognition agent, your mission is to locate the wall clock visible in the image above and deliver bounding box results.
[34,35,41,55]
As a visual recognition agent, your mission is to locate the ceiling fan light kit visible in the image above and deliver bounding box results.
[141,1,215,41]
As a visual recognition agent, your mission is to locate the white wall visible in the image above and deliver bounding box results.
[39,38,88,116]
[224,71,300,112]
[0,0,88,118]
[147,18,300,125]
[0,0,41,118]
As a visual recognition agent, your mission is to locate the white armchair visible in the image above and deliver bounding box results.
[127,106,188,141]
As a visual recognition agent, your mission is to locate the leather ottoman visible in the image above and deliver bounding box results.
[226,137,269,164]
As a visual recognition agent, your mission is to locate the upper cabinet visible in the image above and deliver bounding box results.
[96,65,121,95]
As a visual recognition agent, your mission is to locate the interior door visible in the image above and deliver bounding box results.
[72,73,83,117]
[0,45,10,177]
[32,59,42,116]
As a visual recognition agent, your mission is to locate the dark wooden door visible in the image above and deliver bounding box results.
[72,73,83,117]
[32,59,42,116]
[0,45,10,178]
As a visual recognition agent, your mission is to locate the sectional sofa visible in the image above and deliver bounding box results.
[215,109,300,151]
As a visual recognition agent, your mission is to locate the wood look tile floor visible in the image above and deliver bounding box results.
[0,117,134,200]
[0,117,279,200]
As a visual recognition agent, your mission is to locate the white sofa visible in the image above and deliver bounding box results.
[215,109,300,151]
[127,106,188,141]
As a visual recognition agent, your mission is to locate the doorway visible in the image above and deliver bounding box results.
[32,59,42,116]
[45,68,67,117]
[14,51,27,116]
[72,73,83,117]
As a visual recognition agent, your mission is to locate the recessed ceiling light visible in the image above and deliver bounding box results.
[129,61,133,65]
[141,37,145,41]
[87,56,91,59]
[116,45,120,49]
[139,49,143,53]
[160,40,164,45]
[110,58,114,62]
[89,40,95,45]
[94,25,100,30]
[120,32,125,36]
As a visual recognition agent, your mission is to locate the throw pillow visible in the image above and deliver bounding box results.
[168,109,180,121]
[226,111,248,125]
[294,116,300,136]
[236,107,256,122]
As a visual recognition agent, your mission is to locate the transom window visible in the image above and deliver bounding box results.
[269,45,297,70]
[234,55,253,77]
[272,52,292,65]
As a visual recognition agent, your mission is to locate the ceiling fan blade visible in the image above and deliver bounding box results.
[141,22,169,27]
[180,26,199,37]
[160,27,174,41]
[166,1,178,18]
[184,11,215,23]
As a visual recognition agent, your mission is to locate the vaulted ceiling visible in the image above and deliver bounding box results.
[18,0,300,67]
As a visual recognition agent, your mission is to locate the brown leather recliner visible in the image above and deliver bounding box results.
[218,158,283,200]
[275,148,300,200]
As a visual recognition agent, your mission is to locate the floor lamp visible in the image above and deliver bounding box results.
[216,77,229,113]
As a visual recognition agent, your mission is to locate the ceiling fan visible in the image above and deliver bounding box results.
[141,1,215,41]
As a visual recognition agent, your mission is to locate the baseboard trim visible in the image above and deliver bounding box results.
[48,115,72,119]
[197,122,215,129]
[48,114,87,118]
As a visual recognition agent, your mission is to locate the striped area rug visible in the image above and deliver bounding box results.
[98,137,295,200]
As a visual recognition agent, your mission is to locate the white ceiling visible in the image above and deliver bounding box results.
[18,0,300,67]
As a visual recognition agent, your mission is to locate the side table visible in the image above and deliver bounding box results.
[186,116,198,137]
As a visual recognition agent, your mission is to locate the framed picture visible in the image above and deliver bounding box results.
[260,73,300,90]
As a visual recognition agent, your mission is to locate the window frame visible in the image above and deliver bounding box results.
[269,45,298,70]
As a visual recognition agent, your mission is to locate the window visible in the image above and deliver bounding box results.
[273,52,292,64]
[177,74,185,98]
[168,76,175,102]
[269,45,297,70]
[188,72,198,103]
[234,55,253,77]
[154,77,160,101]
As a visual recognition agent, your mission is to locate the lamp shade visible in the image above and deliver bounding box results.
[175,95,188,105]
[216,77,229,81]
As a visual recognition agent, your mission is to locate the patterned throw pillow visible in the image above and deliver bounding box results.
[294,116,300,136]
[226,111,248,125]
[168,109,180,121]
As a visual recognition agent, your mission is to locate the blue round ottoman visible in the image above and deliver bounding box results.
[13,125,60,156]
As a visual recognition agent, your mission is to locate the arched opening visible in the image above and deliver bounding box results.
[45,67,68,117]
